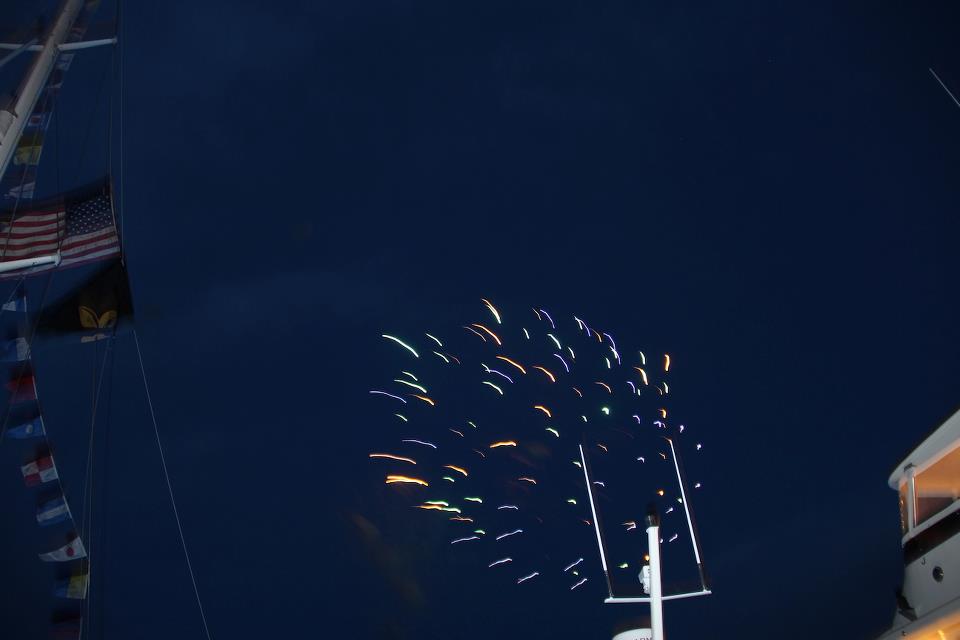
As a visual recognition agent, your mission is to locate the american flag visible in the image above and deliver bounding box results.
[0,182,120,278]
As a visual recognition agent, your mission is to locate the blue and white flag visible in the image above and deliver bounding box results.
[0,337,30,362]
[1,287,25,312]
[6,415,44,439]
[37,496,71,527]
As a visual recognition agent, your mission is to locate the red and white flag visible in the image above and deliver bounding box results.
[6,373,37,404]
[39,537,86,562]
[21,455,58,486]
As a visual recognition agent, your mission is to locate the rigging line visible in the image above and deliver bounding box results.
[0,148,33,258]
[104,5,121,260]
[0,65,60,260]
[0,270,56,444]
[929,68,960,111]
[117,0,124,251]
[96,337,116,640]
[666,439,707,589]
[10,288,70,511]
[53,68,61,199]
[133,329,213,640]
[82,340,99,636]
[0,274,26,319]
[579,443,613,599]
[80,337,113,630]
[80,338,113,640]
[106,7,115,181]
[2,285,86,627]
[71,43,112,184]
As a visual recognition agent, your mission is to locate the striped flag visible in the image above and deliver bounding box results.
[40,537,86,562]
[37,496,71,526]
[21,455,58,486]
[0,180,120,279]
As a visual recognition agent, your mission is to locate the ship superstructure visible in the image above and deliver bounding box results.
[878,408,960,639]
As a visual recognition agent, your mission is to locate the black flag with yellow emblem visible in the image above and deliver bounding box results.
[37,260,133,342]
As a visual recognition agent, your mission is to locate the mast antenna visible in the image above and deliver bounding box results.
[580,442,712,640]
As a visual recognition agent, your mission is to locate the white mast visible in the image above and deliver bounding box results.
[0,0,86,183]
[644,508,664,640]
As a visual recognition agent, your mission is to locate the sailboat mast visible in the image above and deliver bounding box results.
[0,0,85,183]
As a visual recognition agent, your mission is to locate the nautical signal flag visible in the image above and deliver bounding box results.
[21,456,58,486]
[1,285,26,311]
[38,259,133,342]
[6,415,44,439]
[37,496,71,527]
[6,372,37,404]
[13,135,44,166]
[0,337,30,362]
[39,537,86,562]
[0,171,36,200]
[53,574,88,599]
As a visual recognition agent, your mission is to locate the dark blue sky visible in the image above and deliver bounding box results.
[0,1,958,638]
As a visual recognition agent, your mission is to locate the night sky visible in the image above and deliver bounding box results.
[0,1,958,638]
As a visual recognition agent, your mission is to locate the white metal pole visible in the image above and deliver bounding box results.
[0,39,38,71]
[0,0,85,183]
[666,438,706,589]
[0,252,60,275]
[906,466,917,530]
[580,443,613,597]
[646,509,664,640]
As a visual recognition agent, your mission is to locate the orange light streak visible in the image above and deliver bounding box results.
[495,355,527,374]
[532,366,556,382]
[386,475,428,486]
[471,324,502,346]
[533,405,552,418]
[368,453,416,465]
